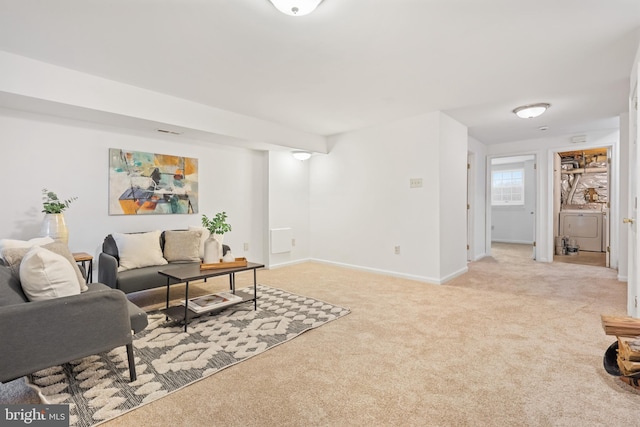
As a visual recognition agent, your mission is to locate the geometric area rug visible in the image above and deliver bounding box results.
[26,285,350,427]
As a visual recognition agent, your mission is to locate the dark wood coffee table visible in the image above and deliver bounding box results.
[158,262,264,332]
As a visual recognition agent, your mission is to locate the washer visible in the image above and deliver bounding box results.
[559,208,603,252]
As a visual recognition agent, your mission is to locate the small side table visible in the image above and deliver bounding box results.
[73,252,93,283]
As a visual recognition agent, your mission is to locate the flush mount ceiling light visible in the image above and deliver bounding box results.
[512,103,551,119]
[268,0,323,16]
[292,151,312,160]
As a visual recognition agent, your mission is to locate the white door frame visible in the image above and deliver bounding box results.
[628,80,639,317]
[550,145,615,268]
[485,153,538,256]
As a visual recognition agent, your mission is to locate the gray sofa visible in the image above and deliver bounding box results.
[0,263,148,383]
[98,231,230,294]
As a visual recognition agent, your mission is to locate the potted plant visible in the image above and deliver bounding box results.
[201,211,232,236]
[42,189,77,214]
[41,189,78,244]
[201,212,232,263]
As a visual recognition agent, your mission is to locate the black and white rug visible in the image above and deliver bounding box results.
[26,285,350,427]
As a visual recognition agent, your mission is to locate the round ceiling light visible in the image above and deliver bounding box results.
[512,103,551,119]
[292,151,312,160]
[268,0,323,16]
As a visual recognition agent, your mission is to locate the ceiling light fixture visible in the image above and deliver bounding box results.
[292,151,312,160]
[512,103,551,119]
[268,0,323,16]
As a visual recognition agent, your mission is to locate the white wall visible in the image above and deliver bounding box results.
[487,130,620,264]
[468,137,487,260]
[491,160,536,244]
[310,111,468,283]
[0,111,267,270]
[267,151,311,267]
[438,113,469,280]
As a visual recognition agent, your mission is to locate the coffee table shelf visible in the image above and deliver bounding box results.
[163,290,255,323]
[158,262,264,332]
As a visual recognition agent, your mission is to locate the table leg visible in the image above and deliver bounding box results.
[253,269,257,310]
[165,277,171,320]
[184,280,189,332]
[87,260,93,283]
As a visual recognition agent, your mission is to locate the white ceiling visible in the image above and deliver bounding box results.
[0,0,639,146]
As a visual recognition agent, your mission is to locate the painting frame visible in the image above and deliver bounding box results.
[108,148,199,215]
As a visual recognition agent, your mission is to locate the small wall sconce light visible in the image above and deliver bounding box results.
[512,103,550,119]
[292,151,312,161]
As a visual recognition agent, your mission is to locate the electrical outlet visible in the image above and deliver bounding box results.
[291,238,296,247]
[409,178,423,188]
[394,246,401,255]
[243,242,249,251]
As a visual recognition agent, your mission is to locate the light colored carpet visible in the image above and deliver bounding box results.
[2,243,637,426]
[26,285,349,427]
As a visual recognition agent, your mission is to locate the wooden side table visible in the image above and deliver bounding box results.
[73,252,93,283]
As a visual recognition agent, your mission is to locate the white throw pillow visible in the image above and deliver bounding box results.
[112,231,168,272]
[0,237,54,261]
[19,246,81,301]
[1,242,87,292]
[188,226,211,259]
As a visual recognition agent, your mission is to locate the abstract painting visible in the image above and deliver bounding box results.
[109,148,198,215]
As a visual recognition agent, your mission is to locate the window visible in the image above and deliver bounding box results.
[492,169,524,206]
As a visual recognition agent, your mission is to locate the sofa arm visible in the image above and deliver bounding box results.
[98,252,118,289]
[0,288,133,383]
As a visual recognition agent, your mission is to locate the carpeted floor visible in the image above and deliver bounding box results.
[25,285,349,427]
[2,243,637,426]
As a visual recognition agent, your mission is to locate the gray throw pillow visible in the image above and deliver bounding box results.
[163,230,202,263]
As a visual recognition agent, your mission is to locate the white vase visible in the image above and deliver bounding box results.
[41,213,69,244]
[203,234,224,264]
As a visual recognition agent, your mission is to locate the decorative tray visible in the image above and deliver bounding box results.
[200,258,248,270]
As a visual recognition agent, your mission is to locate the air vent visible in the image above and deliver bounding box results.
[157,129,182,135]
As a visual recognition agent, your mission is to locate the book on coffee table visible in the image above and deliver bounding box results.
[181,292,243,313]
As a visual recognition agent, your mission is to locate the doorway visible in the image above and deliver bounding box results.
[553,147,610,267]
[488,155,537,258]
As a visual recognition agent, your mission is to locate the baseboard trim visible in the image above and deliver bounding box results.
[267,258,312,269]
[491,239,534,245]
[473,253,487,261]
[309,258,468,285]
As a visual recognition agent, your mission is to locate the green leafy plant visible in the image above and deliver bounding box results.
[201,211,232,235]
[42,189,77,214]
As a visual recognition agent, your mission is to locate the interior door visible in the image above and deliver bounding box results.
[629,84,639,317]
[531,158,537,260]
[467,153,473,262]
[606,148,611,268]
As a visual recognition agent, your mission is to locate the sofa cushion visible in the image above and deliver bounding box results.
[2,242,88,292]
[163,230,202,263]
[117,262,199,294]
[113,231,168,272]
[19,246,81,301]
[0,237,54,261]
